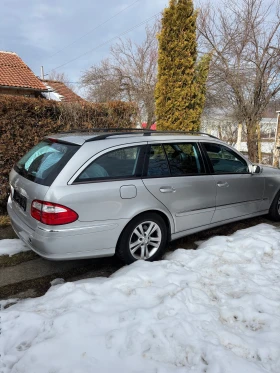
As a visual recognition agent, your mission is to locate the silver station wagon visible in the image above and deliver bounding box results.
[7,130,280,264]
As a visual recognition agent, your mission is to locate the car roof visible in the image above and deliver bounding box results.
[46,130,220,146]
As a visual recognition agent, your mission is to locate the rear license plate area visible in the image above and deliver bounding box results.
[13,189,27,211]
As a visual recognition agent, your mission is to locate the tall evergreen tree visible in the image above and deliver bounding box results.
[155,0,210,131]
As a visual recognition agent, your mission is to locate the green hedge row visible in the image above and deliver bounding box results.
[0,95,137,213]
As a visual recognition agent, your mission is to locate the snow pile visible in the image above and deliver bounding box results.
[0,239,30,256]
[2,223,280,373]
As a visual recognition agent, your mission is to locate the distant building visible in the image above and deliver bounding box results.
[201,112,277,163]
[0,51,47,97]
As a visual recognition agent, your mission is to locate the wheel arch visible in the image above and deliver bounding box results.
[270,187,280,208]
[117,209,173,248]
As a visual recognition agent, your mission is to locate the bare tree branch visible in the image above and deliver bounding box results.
[198,0,280,162]
[81,22,159,127]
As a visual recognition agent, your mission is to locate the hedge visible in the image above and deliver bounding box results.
[0,95,137,213]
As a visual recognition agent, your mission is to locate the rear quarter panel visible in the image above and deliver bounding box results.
[44,180,175,232]
[45,141,175,232]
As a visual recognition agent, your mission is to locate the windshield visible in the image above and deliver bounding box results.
[14,140,79,186]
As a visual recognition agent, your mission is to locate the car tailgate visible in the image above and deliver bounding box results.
[9,168,49,230]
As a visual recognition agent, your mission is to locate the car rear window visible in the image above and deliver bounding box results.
[14,140,79,186]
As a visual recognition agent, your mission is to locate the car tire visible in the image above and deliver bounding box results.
[268,190,280,221]
[116,213,168,265]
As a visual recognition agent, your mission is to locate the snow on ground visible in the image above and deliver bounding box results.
[0,239,30,256]
[1,223,280,373]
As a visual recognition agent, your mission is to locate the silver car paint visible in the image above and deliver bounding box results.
[142,176,217,232]
[8,133,280,260]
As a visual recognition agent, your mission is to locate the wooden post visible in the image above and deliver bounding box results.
[273,111,280,167]
[236,123,242,151]
[257,123,262,163]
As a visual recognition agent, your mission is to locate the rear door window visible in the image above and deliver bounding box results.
[146,144,170,177]
[145,142,205,178]
[75,145,145,182]
[15,140,79,186]
[163,143,205,176]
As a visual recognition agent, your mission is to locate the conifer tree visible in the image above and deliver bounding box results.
[155,0,210,131]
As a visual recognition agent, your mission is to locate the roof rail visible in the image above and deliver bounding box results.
[57,128,219,141]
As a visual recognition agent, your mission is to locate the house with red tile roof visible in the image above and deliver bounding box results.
[0,51,47,97]
[0,51,84,103]
[41,80,85,103]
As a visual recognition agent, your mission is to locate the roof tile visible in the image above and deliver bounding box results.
[0,51,46,91]
[42,80,85,103]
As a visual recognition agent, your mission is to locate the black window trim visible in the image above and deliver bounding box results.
[142,141,210,179]
[197,142,214,174]
[73,144,147,184]
[200,141,251,175]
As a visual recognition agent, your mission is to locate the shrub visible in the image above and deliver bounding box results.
[0,95,137,213]
[155,0,211,131]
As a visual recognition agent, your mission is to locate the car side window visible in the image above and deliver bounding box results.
[163,143,205,176]
[75,146,143,182]
[146,145,170,177]
[203,143,249,174]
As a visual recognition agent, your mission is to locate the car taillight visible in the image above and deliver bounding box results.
[31,200,78,225]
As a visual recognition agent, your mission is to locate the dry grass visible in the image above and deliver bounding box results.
[0,215,10,227]
[0,250,38,268]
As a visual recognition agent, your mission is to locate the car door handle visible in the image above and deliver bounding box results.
[159,186,176,193]
[217,182,229,188]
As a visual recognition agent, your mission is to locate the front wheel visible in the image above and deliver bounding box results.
[268,190,280,221]
[117,213,168,264]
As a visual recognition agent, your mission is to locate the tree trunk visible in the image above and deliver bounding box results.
[146,114,153,130]
[246,123,258,163]
[145,101,155,130]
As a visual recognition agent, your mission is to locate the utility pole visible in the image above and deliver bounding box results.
[273,111,280,167]
[40,66,45,80]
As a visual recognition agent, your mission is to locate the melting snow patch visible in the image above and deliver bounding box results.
[0,239,30,256]
[1,223,280,373]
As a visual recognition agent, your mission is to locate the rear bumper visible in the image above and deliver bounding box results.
[7,196,127,260]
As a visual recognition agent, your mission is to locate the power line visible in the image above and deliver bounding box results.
[47,12,160,73]
[48,0,140,59]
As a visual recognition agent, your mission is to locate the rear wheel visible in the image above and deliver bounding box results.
[268,190,280,221]
[117,213,168,264]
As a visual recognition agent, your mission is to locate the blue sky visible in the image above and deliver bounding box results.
[1,0,167,84]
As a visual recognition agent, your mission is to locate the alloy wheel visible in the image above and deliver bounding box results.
[129,221,162,260]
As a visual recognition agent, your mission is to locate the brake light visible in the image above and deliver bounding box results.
[31,200,78,225]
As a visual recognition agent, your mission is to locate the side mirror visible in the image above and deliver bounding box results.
[252,165,261,174]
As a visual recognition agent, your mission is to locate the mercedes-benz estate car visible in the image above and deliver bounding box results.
[7,130,280,264]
